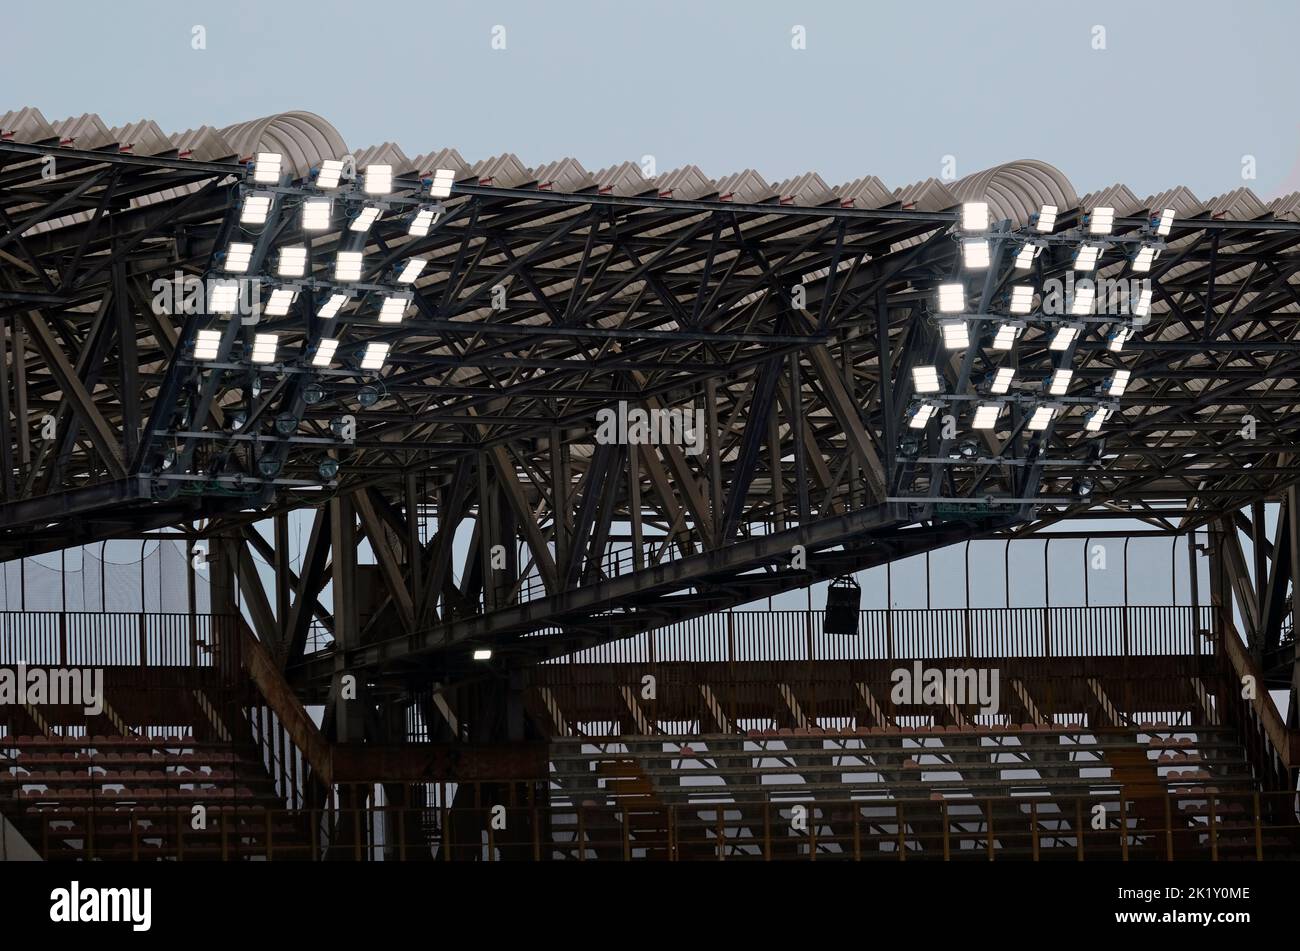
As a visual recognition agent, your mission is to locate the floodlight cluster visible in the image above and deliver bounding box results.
[907,199,1171,454]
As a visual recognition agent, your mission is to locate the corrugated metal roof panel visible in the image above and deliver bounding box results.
[50,113,114,149]
[774,171,835,206]
[834,175,895,209]
[409,148,471,178]
[109,120,172,156]
[0,106,56,141]
[950,159,1078,227]
[352,142,416,175]
[715,169,774,203]
[893,177,956,211]
[1203,187,1270,220]
[591,161,655,196]
[1267,191,1300,220]
[219,111,347,179]
[1144,185,1204,220]
[533,157,595,193]
[1078,183,1142,215]
[656,165,715,200]
[168,125,237,162]
[471,153,533,188]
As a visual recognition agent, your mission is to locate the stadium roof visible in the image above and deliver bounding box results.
[5,106,1300,229]
[1,106,1298,563]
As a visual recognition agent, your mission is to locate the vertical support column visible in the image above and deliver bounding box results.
[628,442,644,571]
[14,320,29,473]
[704,380,722,542]
[842,328,858,507]
[477,456,497,611]
[187,526,199,667]
[1208,521,1228,671]
[550,428,569,575]
[330,496,362,742]
[274,512,290,626]
[1251,500,1268,631]
[405,472,423,608]
[768,409,785,532]
[0,318,14,499]
[331,496,359,648]
[789,353,809,524]
[1288,486,1300,729]
[875,289,894,492]
[113,249,140,461]
[209,526,238,681]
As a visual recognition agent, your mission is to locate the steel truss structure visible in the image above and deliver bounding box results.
[1,126,1298,718]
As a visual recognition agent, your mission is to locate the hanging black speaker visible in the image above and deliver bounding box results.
[824,575,861,636]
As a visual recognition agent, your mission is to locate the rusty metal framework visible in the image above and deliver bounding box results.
[2,140,1299,683]
[2,133,1300,864]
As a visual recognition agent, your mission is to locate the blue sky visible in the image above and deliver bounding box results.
[5,0,1300,201]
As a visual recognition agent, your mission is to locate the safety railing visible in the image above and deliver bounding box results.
[543,605,1216,665]
[0,611,238,670]
[23,789,1300,861]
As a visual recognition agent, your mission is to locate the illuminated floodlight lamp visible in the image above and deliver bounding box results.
[1155,208,1176,237]
[990,367,1015,394]
[1034,204,1058,233]
[278,246,307,278]
[311,338,339,368]
[1049,323,1081,351]
[937,283,965,313]
[408,207,441,237]
[940,320,970,349]
[250,332,278,364]
[315,159,345,190]
[472,648,493,661]
[397,258,428,284]
[1013,242,1041,270]
[360,341,390,370]
[972,402,1003,430]
[225,242,254,273]
[1087,206,1114,235]
[1048,368,1073,395]
[1105,369,1131,396]
[241,194,272,225]
[1085,405,1113,432]
[350,205,381,233]
[912,365,941,394]
[253,152,282,184]
[265,288,297,316]
[961,202,989,232]
[1132,246,1158,273]
[1070,285,1096,316]
[906,401,939,429]
[992,321,1022,351]
[1107,325,1133,352]
[364,164,392,195]
[318,293,349,319]
[335,251,363,282]
[1028,404,1057,431]
[1133,286,1153,318]
[193,329,222,360]
[429,168,456,199]
[962,239,990,269]
[1074,244,1103,271]
[302,199,331,231]
[209,281,241,314]
[1009,285,1034,315]
[378,295,410,323]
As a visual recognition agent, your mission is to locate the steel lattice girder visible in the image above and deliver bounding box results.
[3,142,1300,686]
